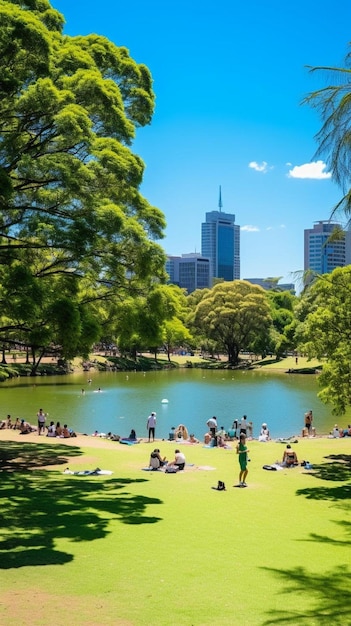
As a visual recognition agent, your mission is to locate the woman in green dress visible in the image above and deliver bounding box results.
[236,433,249,487]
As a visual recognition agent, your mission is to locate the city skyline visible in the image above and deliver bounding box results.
[54,0,351,289]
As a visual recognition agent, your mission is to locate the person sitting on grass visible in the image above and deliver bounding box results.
[282,444,298,467]
[189,433,199,443]
[216,426,227,447]
[167,449,186,471]
[149,449,167,470]
[19,419,34,434]
[62,424,72,438]
[203,432,212,445]
[47,421,56,437]
[12,418,20,430]
[259,423,270,442]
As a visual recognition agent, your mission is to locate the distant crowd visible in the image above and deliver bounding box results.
[0,409,76,438]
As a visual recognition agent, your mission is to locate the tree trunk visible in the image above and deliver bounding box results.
[30,348,45,375]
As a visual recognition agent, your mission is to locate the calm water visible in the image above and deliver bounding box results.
[1,369,349,439]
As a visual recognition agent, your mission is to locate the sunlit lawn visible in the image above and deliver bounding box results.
[0,435,349,625]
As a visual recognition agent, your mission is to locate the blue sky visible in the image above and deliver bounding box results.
[53,0,351,288]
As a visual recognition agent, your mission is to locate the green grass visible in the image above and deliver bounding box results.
[1,436,350,625]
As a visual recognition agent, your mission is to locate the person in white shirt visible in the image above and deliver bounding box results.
[146,412,157,442]
[240,415,247,435]
[259,423,270,441]
[47,421,56,437]
[168,449,186,471]
[206,416,218,445]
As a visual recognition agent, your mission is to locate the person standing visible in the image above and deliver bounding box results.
[146,411,157,442]
[240,415,247,435]
[304,410,313,434]
[37,408,47,435]
[235,433,249,487]
[231,419,239,438]
[206,416,218,446]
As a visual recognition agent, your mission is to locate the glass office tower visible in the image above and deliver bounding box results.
[201,209,240,283]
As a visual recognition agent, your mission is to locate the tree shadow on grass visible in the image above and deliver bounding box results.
[0,442,163,569]
[262,563,351,625]
[296,454,351,503]
[261,456,351,624]
[262,524,351,624]
[0,439,85,472]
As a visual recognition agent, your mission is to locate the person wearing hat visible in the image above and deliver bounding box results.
[146,411,157,442]
[259,423,270,442]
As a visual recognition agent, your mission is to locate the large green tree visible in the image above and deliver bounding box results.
[0,0,166,361]
[296,266,351,414]
[113,285,188,360]
[193,281,272,365]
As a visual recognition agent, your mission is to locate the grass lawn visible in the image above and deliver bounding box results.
[1,432,350,625]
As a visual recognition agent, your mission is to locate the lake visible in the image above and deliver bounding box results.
[1,368,349,439]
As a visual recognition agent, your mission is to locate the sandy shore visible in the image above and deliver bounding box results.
[0,427,331,450]
[0,428,124,450]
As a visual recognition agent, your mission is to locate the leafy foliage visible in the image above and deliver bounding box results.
[304,44,351,214]
[193,281,272,365]
[296,266,351,414]
[0,1,167,367]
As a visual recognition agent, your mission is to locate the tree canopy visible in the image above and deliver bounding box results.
[0,0,167,367]
[296,266,351,414]
[193,281,272,365]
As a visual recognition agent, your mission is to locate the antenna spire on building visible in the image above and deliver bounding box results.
[218,185,223,212]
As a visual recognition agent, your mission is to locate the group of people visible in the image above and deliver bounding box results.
[0,408,77,437]
[203,415,254,447]
[148,448,186,471]
[47,421,76,438]
[0,415,20,430]
[330,424,351,438]
[38,409,76,438]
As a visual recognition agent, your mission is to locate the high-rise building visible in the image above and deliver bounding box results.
[304,221,351,277]
[201,187,240,283]
[166,254,210,293]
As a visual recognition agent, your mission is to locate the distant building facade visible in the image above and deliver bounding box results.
[244,278,295,292]
[166,254,210,293]
[201,188,240,284]
[304,221,351,277]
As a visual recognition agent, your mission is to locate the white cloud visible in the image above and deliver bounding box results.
[248,161,271,173]
[288,160,331,179]
[241,225,260,232]
[266,224,286,231]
